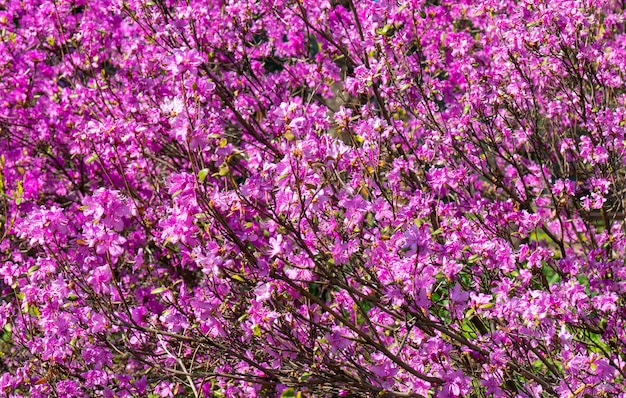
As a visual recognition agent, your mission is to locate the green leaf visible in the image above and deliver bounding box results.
[281,388,297,398]
[376,24,393,35]
[85,154,98,164]
[14,180,23,205]
[216,163,229,176]
[29,305,40,317]
[467,253,481,263]
[252,324,261,337]
[150,287,168,295]
[198,168,209,183]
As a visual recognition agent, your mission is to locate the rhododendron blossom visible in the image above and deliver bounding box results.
[2,0,626,396]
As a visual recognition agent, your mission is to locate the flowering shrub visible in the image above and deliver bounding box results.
[2,0,626,396]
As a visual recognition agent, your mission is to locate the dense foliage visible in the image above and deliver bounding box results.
[2,0,626,396]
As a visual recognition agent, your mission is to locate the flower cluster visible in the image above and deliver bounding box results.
[1,0,626,396]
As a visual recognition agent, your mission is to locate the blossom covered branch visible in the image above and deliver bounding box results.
[1,0,626,397]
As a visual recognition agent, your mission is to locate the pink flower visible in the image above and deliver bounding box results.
[440,370,471,397]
